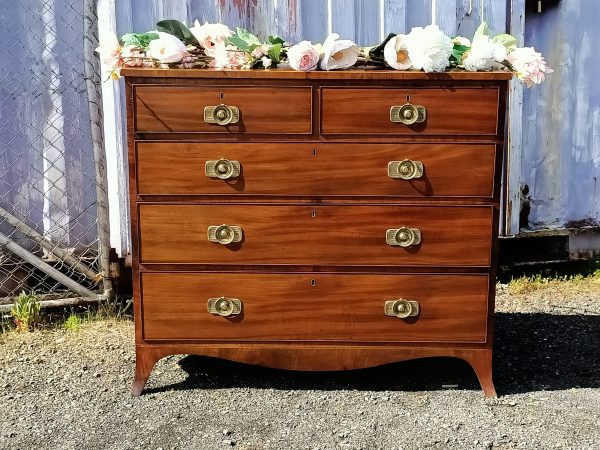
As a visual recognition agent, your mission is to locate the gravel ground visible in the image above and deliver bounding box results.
[1,279,599,450]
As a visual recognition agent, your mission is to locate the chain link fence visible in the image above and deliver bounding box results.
[0,0,112,308]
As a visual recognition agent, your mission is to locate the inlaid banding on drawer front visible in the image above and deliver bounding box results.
[141,273,489,343]
[134,86,312,134]
[136,143,497,198]
[139,204,493,267]
[321,87,499,135]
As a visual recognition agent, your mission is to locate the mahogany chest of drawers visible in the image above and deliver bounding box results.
[123,68,511,397]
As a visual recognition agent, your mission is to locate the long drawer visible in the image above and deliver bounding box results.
[321,87,500,135]
[136,142,497,198]
[142,272,489,342]
[139,204,493,266]
[134,86,312,134]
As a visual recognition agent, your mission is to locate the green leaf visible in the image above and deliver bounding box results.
[267,43,282,63]
[156,19,199,46]
[368,33,397,65]
[450,43,471,67]
[474,21,490,38]
[227,35,251,51]
[120,32,159,50]
[267,35,285,46]
[492,33,518,50]
[227,28,261,52]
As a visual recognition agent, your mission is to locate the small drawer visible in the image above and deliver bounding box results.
[139,204,493,267]
[134,86,312,134]
[321,87,500,135]
[141,272,489,343]
[136,142,497,198]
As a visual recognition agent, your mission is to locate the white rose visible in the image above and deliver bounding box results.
[189,20,233,48]
[406,25,453,72]
[320,33,359,71]
[146,32,188,63]
[463,35,507,71]
[287,41,320,71]
[261,56,272,69]
[383,34,412,70]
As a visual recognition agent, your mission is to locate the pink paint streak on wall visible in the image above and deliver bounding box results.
[219,0,248,20]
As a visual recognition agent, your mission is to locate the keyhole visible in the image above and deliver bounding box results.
[312,148,317,157]
[220,92,224,100]
[311,210,316,218]
[406,94,411,102]
[311,279,316,287]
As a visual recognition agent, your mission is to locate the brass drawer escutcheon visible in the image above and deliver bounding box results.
[390,103,427,125]
[207,224,243,245]
[384,299,420,319]
[386,227,422,247]
[208,296,242,317]
[388,159,424,180]
[204,104,240,126]
[205,158,241,180]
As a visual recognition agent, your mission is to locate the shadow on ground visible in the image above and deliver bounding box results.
[144,313,600,396]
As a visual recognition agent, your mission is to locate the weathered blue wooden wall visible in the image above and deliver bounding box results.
[519,1,600,230]
[114,0,507,45]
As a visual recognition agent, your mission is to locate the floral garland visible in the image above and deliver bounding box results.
[97,19,551,87]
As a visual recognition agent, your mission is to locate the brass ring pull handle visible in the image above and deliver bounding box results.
[208,296,242,317]
[388,159,424,180]
[205,158,241,180]
[384,299,420,319]
[207,224,243,245]
[390,103,427,125]
[204,104,240,126]
[386,227,422,247]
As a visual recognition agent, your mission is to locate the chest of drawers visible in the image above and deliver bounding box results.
[123,68,511,397]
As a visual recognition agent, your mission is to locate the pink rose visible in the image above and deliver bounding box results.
[287,41,320,71]
[507,47,553,88]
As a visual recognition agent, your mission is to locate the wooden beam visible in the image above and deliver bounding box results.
[0,232,96,298]
[505,0,526,236]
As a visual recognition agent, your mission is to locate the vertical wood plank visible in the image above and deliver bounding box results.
[383,0,407,35]
[186,0,219,24]
[274,0,301,42]
[215,0,250,30]
[40,0,69,245]
[435,0,458,36]
[483,0,507,34]
[331,0,356,41]
[456,0,482,38]
[130,0,160,32]
[299,0,328,43]
[505,0,525,235]
[355,0,381,45]
[161,0,188,23]
[249,0,299,42]
[99,0,131,256]
[406,0,432,30]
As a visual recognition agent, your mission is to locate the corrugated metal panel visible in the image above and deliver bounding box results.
[519,0,600,230]
[0,0,98,249]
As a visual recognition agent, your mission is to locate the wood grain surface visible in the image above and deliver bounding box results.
[134,86,312,133]
[136,142,497,198]
[123,68,514,81]
[141,272,489,342]
[321,87,500,135]
[138,204,493,266]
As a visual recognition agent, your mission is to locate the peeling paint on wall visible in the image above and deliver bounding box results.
[523,0,600,229]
